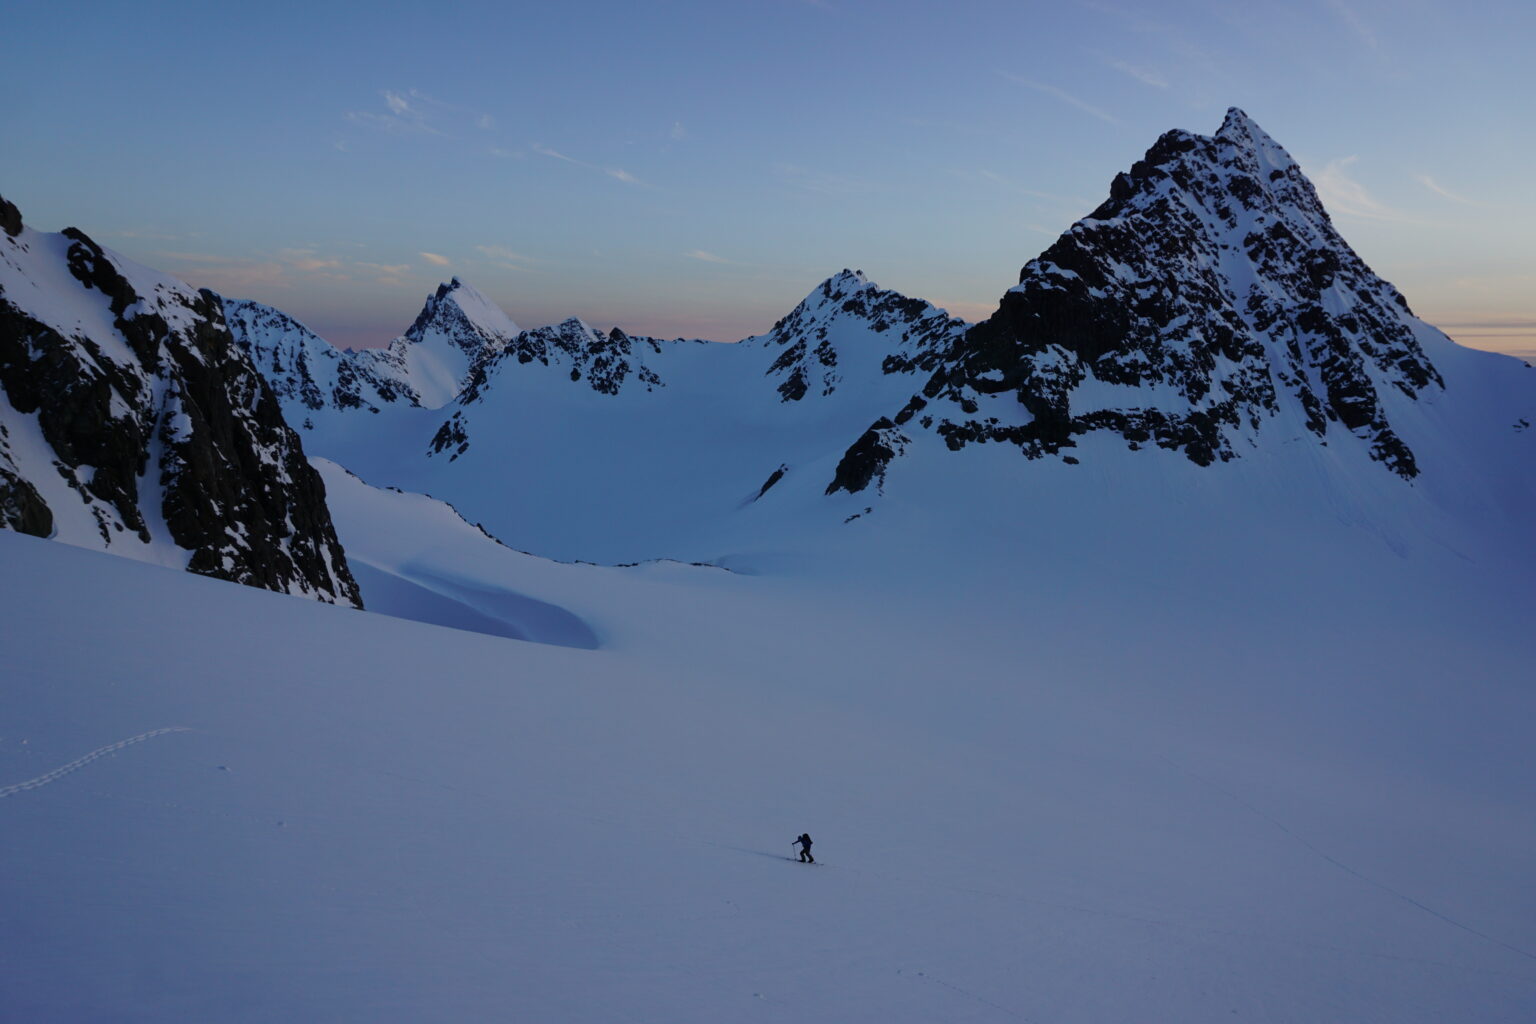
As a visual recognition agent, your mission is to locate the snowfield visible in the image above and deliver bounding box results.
[4,431,1534,1022]
[5,109,1536,1022]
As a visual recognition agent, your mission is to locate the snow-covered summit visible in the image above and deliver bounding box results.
[356,277,520,409]
[746,269,967,403]
[826,108,1464,493]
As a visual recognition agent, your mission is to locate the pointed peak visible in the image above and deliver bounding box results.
[1214,107,1298,173]
[802,268,874,306]
[407,276,519,341]
[1216,107,1273,146]
[552,315,601,337]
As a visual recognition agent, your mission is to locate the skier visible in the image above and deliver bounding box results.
[794,832,814,864]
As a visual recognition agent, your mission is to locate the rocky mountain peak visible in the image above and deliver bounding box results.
[404,277,519,354]
[760,270,966,403]
[827,109,1449,494]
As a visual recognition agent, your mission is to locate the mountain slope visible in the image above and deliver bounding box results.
[0,196,360,605]
[311,456,603,649]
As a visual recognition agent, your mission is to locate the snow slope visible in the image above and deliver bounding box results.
[3,457,1534,1022]
[4,108,1536,1024]
[311,456,603,649]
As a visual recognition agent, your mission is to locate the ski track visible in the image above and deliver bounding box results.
[0,727,191,799]
[1161,755,1536,967]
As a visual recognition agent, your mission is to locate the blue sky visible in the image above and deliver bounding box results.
[3,0,1532,357]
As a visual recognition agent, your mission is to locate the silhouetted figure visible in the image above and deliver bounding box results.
[795,832,814,863]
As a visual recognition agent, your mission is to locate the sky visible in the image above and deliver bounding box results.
[2,0,1532,359]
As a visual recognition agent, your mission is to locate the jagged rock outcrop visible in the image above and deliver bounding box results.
[224,299,416,421]
[828,108,1446,492]
[461,318,667,404]
[0,196,362,605]
[757,270,965,402]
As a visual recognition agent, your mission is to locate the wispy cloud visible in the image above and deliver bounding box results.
[475,245,531,262]
[344,88,498,142]
[670,121,687,141]
[685,250,732,264]
[997,72,1120,125]
[347,89,445,136]
[356,262,412,287]
[286,256,342,272]
[474,245,536,271]
[419,252,451,267]
[969,168,1089,206]
[1313,156,1419,223]
[1414,174,1478,206]
[1102,56,1168,89]
[532,142,644,185]
[774,162,881,196]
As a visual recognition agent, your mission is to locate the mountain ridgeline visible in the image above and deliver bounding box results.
[3,109,1532,583]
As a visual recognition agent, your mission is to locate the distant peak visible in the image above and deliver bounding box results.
[405,276,519,345]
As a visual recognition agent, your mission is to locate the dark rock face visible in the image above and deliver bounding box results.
[429,410,471,461]
[0,419,51,536]
[826,418,906,495]
[0,196,22,239]
[827,109,1443,492]
[754,463,789,500]
[0,201,362,606]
